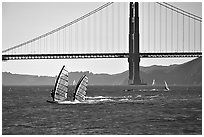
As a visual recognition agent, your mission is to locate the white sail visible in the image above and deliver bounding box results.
[164,81,170,91]
[73,80,76,85]
[54,65,69,102]
[152,79,155,86]
[74,75,88,102]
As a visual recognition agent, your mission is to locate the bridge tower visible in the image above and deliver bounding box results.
[128,2,141,85]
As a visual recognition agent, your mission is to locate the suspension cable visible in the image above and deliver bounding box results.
[2,2,114,53]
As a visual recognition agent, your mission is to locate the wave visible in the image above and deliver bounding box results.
[86,96,126,99]
[86,96,112,99]
[57,100,83,104]
[54,94,161,105]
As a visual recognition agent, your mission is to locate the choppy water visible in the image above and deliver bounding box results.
[2,85,202,135]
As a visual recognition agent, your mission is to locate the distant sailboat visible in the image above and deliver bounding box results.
[150,79,157,91]
[73,80,76,85]
[152,79,155,86]
[164,81,170,91]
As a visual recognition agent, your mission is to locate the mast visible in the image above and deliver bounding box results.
[53,65,65,95]
[73,74,87,100]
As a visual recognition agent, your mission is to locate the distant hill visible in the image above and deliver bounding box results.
[2,72,56,86]
[122,57,202,85]
[2,57,202,86]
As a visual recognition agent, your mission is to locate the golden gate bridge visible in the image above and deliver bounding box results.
[2,2,202,85]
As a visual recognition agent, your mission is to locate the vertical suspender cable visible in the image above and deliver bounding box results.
[76,23,78,52]
[44,36,46,53]
[44,36,46,54]
[194,20,196,51]
[38,37,40,53]
[171,9,173,52]
[122,3,124,52]
[57,31,59,52]
[62,28,64,53]
[56,31,58,53]
[42,36,43,53]
[142,3,144,52]
[160,4,161,52]
[154,3,156,53]
[41,37,47,53]
[123,3,128,52]
[64,28,66,53]
[65,27,67,53]
[182,13,184,52]
[165,6,167,52]
[33,40,34,53]
[177,9,179,52]
[72,25,74,53]
[90,17,92,53]
[106,5,108,52]
[148,3,150,52]
[50,34,52,53]
[85,19,87,52]
[24,43,25,54]
[52,33,54,54]
[46,35,48,54]
[188,17,190,51]
[44,37,45,54]
[81,20,84,53]
[62,29,64,53]
[112,4,114,53]
[99,10,101,52]
[59,30,61,53]
[200,22,202,51]
[49,35,51,53]
[70,26,72,53]
[118,3,120,53]
[93,13,96,53]
[24,43,26,54]
[53,33,54,54]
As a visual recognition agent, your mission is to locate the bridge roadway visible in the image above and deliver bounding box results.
[2,52,202,60]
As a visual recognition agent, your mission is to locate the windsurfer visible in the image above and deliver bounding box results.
[50,89,55,101]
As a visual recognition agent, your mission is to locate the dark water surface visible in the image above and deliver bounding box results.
[2,85,202,135]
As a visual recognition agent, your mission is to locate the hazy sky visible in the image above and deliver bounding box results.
[2,2,202,76]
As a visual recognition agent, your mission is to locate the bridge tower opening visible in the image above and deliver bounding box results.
[128,2,141,85]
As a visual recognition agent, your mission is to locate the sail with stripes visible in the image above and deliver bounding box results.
[53,65,69,102]
[74,75,88,102]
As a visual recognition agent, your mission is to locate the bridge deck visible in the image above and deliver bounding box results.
[2,52,202,60]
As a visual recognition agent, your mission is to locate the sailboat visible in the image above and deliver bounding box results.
[73,80,76,85]
[150,79,157,91]
[73,74,88,102]
[152,79,155,86]
[47,65,69,103]
[47,65,88,104]
[164,81,170,91]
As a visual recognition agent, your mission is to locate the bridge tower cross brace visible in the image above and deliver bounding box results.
[128,2,141,85]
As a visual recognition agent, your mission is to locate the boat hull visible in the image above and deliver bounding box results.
[46,100,82,104]
[46,100,58,104]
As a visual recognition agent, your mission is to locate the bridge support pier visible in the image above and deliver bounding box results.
[128,2,141,85]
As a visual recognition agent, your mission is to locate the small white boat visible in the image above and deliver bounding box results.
[73,80,76,85]
[152,79,155,86]
[150,79,158,91]
[164,81,170,91]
